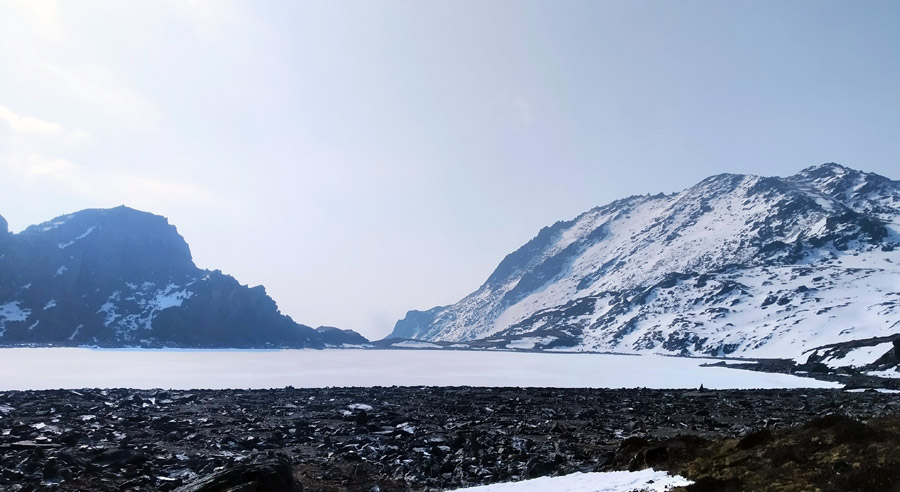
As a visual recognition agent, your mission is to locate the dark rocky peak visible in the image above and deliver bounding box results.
[17,206,195,282]
[787,163,900,218]
[690,172,751,197]
[788,163,866,194]
[794,162,855,179]
[0,205,367,348]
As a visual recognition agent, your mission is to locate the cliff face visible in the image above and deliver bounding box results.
[0,206,366,348]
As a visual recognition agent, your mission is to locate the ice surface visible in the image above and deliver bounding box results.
[450,469,692,491]
[0,349,840,391]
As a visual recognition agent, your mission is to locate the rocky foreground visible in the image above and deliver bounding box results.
[2,387,900,491]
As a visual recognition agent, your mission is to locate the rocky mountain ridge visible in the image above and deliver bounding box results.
[0,206,366,348]
[389,163,900,360]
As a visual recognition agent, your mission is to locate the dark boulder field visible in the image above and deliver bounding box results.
[3,386,900,491]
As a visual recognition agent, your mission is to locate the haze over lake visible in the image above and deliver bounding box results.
[0,349,838,391]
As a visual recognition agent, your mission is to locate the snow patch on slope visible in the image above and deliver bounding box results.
[97,282,195,338]
[0,302,30,337]
[821,342,895,369]
[57,225,96,249]
[506,336,557,350]
[453,469,691,491]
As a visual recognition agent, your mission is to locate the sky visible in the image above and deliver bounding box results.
[1,1,898,340]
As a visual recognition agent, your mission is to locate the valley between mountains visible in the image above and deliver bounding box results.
[2,162,900,492]
[1,162,899,377]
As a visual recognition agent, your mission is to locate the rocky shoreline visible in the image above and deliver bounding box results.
[2,386,900,491]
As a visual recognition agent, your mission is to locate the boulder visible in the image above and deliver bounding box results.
[174,456,301,492]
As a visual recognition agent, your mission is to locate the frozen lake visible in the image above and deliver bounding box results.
[0,348,839,390]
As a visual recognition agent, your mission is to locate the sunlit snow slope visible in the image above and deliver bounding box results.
[390,164,900,359]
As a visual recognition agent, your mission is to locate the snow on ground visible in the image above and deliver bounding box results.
[149,284,194,310]
[391,340,443,349]
[866,369,900,379]
[0,349,840,391]
[506,336,557,350]
[821,342,894,369]
[451,469,692,491]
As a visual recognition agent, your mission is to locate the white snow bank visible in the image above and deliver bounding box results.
[821,342,893,369]
[507,336,557,350]
[452,469,692,491]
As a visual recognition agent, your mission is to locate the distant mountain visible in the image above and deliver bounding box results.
[0,206,367,348]
[389,163,900,359]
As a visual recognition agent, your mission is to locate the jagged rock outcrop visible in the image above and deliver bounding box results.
[389,163,900,359]
[0,206,366,348]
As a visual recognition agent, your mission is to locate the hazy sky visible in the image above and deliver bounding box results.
[1,1,898,340]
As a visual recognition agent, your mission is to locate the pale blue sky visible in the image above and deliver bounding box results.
[1,1,898,339]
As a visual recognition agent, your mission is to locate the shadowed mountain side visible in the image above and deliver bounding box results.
[0,206,366,348]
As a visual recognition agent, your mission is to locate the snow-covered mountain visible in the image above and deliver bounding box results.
[389,164,900,359]
[0,206,367,348]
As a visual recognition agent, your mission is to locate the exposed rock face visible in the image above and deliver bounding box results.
[390,164,900,359]
[0,206,366,348]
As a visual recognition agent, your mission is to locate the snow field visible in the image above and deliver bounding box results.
[450,469,692,491]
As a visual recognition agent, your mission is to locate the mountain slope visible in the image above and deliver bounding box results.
[0,206,366,348]
[389,164,900,359]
